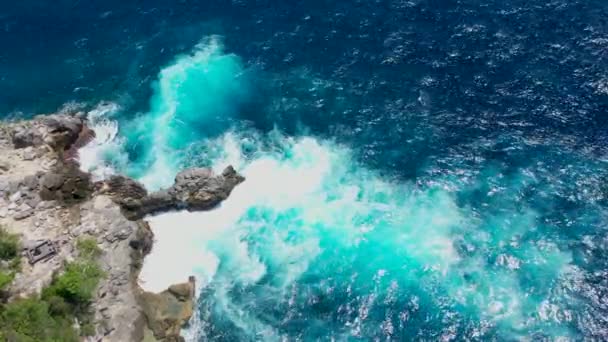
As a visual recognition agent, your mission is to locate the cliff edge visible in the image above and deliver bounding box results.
[0,112,243,341]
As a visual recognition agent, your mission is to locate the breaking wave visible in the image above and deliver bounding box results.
[80,38,607,341]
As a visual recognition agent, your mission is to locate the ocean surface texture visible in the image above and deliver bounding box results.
[2,1,608,340]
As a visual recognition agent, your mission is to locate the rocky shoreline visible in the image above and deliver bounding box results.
[0,112,244,341]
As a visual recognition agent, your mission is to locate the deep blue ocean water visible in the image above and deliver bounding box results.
[2,1,608,340]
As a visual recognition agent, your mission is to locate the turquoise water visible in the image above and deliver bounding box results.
[4,0,608,339]
[79,39,608,340]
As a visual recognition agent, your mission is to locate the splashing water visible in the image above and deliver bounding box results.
[122,36,251,190]
[82,38,606,340]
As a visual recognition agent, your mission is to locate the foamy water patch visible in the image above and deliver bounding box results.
[78,102,128,181]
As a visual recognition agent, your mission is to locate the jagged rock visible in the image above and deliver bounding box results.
[167,283,193,302]
[12,126,42,148]
[129,221,154,258]
[13,209,33,220]
[0,161,10,172]
[40,115,83,151]
[39,164,93,203]
[110,166,244,220]
[11,114,85,153]
[9,191,22,202]
[40,173,64,190]
[22,147,36,160]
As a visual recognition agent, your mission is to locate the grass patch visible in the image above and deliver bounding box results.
[76,237,101,259]
[0,229,19,261]
[0,298,79,342]
[0,228,20,293]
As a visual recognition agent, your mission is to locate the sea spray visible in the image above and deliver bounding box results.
[76,38,595,340]
[77,37,251,189]
[79,102,128,180]
[124,36,251,190]
[137,131,577,340]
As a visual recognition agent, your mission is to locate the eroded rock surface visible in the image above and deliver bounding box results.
[102,166,245,220]
[140,279,196,342]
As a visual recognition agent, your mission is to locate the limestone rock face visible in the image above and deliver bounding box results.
[140,280,196,342]
[172,165,245,210]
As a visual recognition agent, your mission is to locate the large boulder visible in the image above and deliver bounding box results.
[38,164,93,204]
[11,114,88,154]
[40,115,83,150]
[139,279,195,342]
[11,126,43,148]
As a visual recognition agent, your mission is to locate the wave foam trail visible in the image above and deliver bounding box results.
[139,130,576,340]
[78,39,582,340]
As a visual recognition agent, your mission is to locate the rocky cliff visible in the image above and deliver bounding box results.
[0,112,244,341]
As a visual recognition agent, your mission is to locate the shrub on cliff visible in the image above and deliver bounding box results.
[43,260,103,306]
[76,237,102,259]
[0,228,19,261]
[0,228,20,293]
[0,235,105,339]
[0,298,79,342]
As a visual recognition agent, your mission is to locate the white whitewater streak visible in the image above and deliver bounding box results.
[78,102,128,181]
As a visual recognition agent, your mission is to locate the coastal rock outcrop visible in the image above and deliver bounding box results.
[10,114,85,152]
[101,166,245,220]
[0,113,245,341]
[139,278,196,342]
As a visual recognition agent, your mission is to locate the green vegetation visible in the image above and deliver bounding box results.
[42,260,104,307]
[0,298,79,342]
[0,232,104,340]
[0,228,20,293]
[0,228,19,261]
[76,237,102,259]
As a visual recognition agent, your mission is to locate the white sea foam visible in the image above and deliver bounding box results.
[78,102,128,181]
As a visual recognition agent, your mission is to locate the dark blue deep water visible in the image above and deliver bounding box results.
[2,1,608,340]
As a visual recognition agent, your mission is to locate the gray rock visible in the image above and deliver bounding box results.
[40,173,64,190]
[0,179,9,192]
[40,115,83,151]
[36,200,58,210]
[12,126,41,148]
[9,191,22,202]
[108,166,244,220]
[0,161,10,172]
[22,174,39,190]
[25,195,41,209]
[23,147,36,160]
[14,209,33,220]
